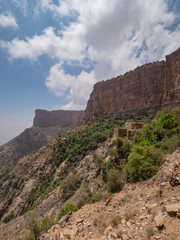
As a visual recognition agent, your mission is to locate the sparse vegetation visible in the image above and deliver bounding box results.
[107,169,124,193]
[91,193,103,203]
[58,203,77,220]
[61,174,80,201]
[3,212,15,223]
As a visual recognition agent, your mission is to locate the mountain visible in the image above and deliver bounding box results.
[0,47,180,240]
[0,110,84,173]
[85,47,180,119]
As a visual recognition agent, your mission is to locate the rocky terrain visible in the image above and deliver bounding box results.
[0,47,180,240]
[0,142,179,240]
[85,47,180,119]
[40,149,180,240]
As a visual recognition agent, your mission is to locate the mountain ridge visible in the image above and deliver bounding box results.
[85,47,180,119]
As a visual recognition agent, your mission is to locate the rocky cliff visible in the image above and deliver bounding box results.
[0,110,84,175]
[33,109,85,127]
[85,47,180,118]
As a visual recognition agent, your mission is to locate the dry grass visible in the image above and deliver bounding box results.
[93,213,121,234]
[145,224,154,240]
[123,207,140,221]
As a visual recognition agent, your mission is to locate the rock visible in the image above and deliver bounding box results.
[34,109,84,127]
[126,221,131,227]
[121,219,126,225]
[165,203,180,216]
[76,218,84,224]
[58,211,72,227]
[122,234,129,240]
[108,232,117,240]
[104,225,114,236]
[170,176,180,186]
[85,48,180,119]
[154,215,164,229]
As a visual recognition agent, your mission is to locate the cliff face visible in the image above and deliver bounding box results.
[85,48,180,118]
[33,109,85,127]
[0,110,84,175]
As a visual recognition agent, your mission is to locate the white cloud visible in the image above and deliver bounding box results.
[0,13,18,29]
[40,0,70,17]
[1,0,180,110]
[0,23,86,61]
[46,63,95,110]
[45,62,74,96]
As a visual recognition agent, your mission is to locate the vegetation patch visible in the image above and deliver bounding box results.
[125,108,180,182]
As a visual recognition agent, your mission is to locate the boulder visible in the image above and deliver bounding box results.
[165,203,180,217]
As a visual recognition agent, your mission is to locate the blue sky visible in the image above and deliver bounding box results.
[0,0,180,145]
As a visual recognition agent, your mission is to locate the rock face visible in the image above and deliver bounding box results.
[33,109,85,127]
[0,110,84,176]
[85,47,180,118]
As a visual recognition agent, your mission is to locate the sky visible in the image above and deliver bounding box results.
[0,0,180,145]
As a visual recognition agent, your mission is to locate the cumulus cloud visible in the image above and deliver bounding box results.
[0,23,86,61]
[0,13,18,29]
[46,63,95,109]
[1,0,180,110]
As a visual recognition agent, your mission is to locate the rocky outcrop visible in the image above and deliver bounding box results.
[0,110,84,173]
[85,47,180,118]
[33,109,85,127]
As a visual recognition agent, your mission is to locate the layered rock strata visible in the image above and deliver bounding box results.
[33,109,85,127]
[85,47,180,118]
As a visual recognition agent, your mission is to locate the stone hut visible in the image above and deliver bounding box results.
[113,122,145,140]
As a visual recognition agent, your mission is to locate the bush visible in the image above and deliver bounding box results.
[58,203,77,220]
[25,219,41,240]
[107,169,124,193]
[91,193,103,203]
[41,217,56,232]
[122,141,131,159]
[125,145,158,182]
[158,110,175,130]
[92,152,103,167]
[61,174,80,201]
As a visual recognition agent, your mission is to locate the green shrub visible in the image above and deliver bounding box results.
[58,203,77,220]
[41,217,56,232]
[25,219,41,240]
[116,137,123,150]
[107,169,124,193]
[92,152,103,167]
[91,193,103,203]
[125,145,158,182]
[122,141,132,158]
[61,174,80,201]
[157,110,175,130]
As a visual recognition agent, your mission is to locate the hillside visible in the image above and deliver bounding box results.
[0,47,180,240]
[85,47,180,119]
[0,110,84,176]
[40,149,180,240]
[0,108,179,240]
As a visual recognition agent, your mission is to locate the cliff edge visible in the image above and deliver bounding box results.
[85,47,180,118]
[33,109,85,127]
